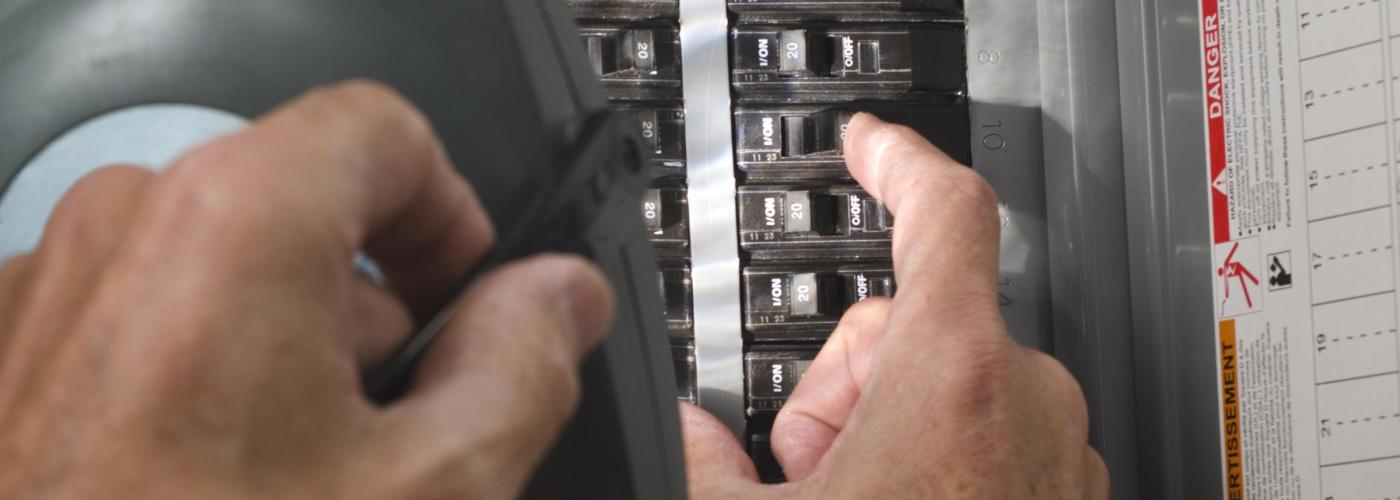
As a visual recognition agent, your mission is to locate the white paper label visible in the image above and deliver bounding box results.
[1203,0,1400,497]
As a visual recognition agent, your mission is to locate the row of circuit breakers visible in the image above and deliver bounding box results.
[565,0,969,482]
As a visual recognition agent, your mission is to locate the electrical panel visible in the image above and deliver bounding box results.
[568,3,698,420]
[567,0,968,483]
[729,2,965,482]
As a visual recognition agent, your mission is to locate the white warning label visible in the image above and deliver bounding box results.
[1202,0,1400,497]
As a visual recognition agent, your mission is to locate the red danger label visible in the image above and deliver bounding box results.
[1202,0,1229,244]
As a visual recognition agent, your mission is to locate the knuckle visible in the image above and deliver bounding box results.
[530,343,584,422]
[155,143,271,233]
[845,296,893,321]
[939,167,998,215]
[1027,349,1092,431]
[321,78,402,105]
[41,165,152,248]
[310,80,434,147]
[936,337,1017,410]
[495,310,584,423]
[0,255,34,291]
[535,365,582,424]
[836,297,892,342]
[69,164,152,197]
[1091,451,1112,498]
[943,336,1014,383]
[405,441,499,500]
[164,139,245,189]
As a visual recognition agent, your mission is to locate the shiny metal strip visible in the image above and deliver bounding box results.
[679,0,745,436]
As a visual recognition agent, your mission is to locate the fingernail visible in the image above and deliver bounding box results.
[845,112,881,147]
[850,112,893,135]
[847,112,908,165]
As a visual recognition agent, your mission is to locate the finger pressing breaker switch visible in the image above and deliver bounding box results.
[735,103,970,179]
[746,348,818,416]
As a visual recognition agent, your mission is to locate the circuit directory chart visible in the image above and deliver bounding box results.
[1204,0,1400,497]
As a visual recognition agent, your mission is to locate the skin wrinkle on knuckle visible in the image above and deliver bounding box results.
[41,202,112,259]
[399,442,496,500]
[518,344,582,425]
[428,416,559,500]
[883,181,999,273]
[844,295,891,325]
[154,162,335,273]
[920,169,998,228]
[840,302,889,375]
[324,79,407,112]
[159,151,255,221]
[927,336,1016,418]
[304,82,445,235]
[889,287,995,336]
[43,176,117,241]
[860,122,903,175]
[316,80,437,164]
[942,166,998,213]
[868,125,929,179]
[470,290,582,424]
[372,194,468,268]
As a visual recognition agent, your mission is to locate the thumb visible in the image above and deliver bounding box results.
[370,255,613,500]
[770,297,891,481]
[680,404,771,499]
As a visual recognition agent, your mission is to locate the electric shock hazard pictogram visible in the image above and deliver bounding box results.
[1216,239,1263,318]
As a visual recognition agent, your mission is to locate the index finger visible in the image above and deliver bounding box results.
[843,113,1003,334]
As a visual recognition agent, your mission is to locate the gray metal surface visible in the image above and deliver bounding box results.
[1115,0,1223,497]
[968,0,1053,355]
[680,0,747,435]
[1035,0,1142,498]
[0,104,247,262]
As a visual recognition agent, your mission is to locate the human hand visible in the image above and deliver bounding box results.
[0,81,614,500]
[682,113,1109,499]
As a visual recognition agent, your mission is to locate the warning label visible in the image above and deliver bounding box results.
[1220,321,1244,499]
[1202,0,1400,497]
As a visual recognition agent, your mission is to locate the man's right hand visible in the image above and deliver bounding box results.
[681,113,1109,499]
